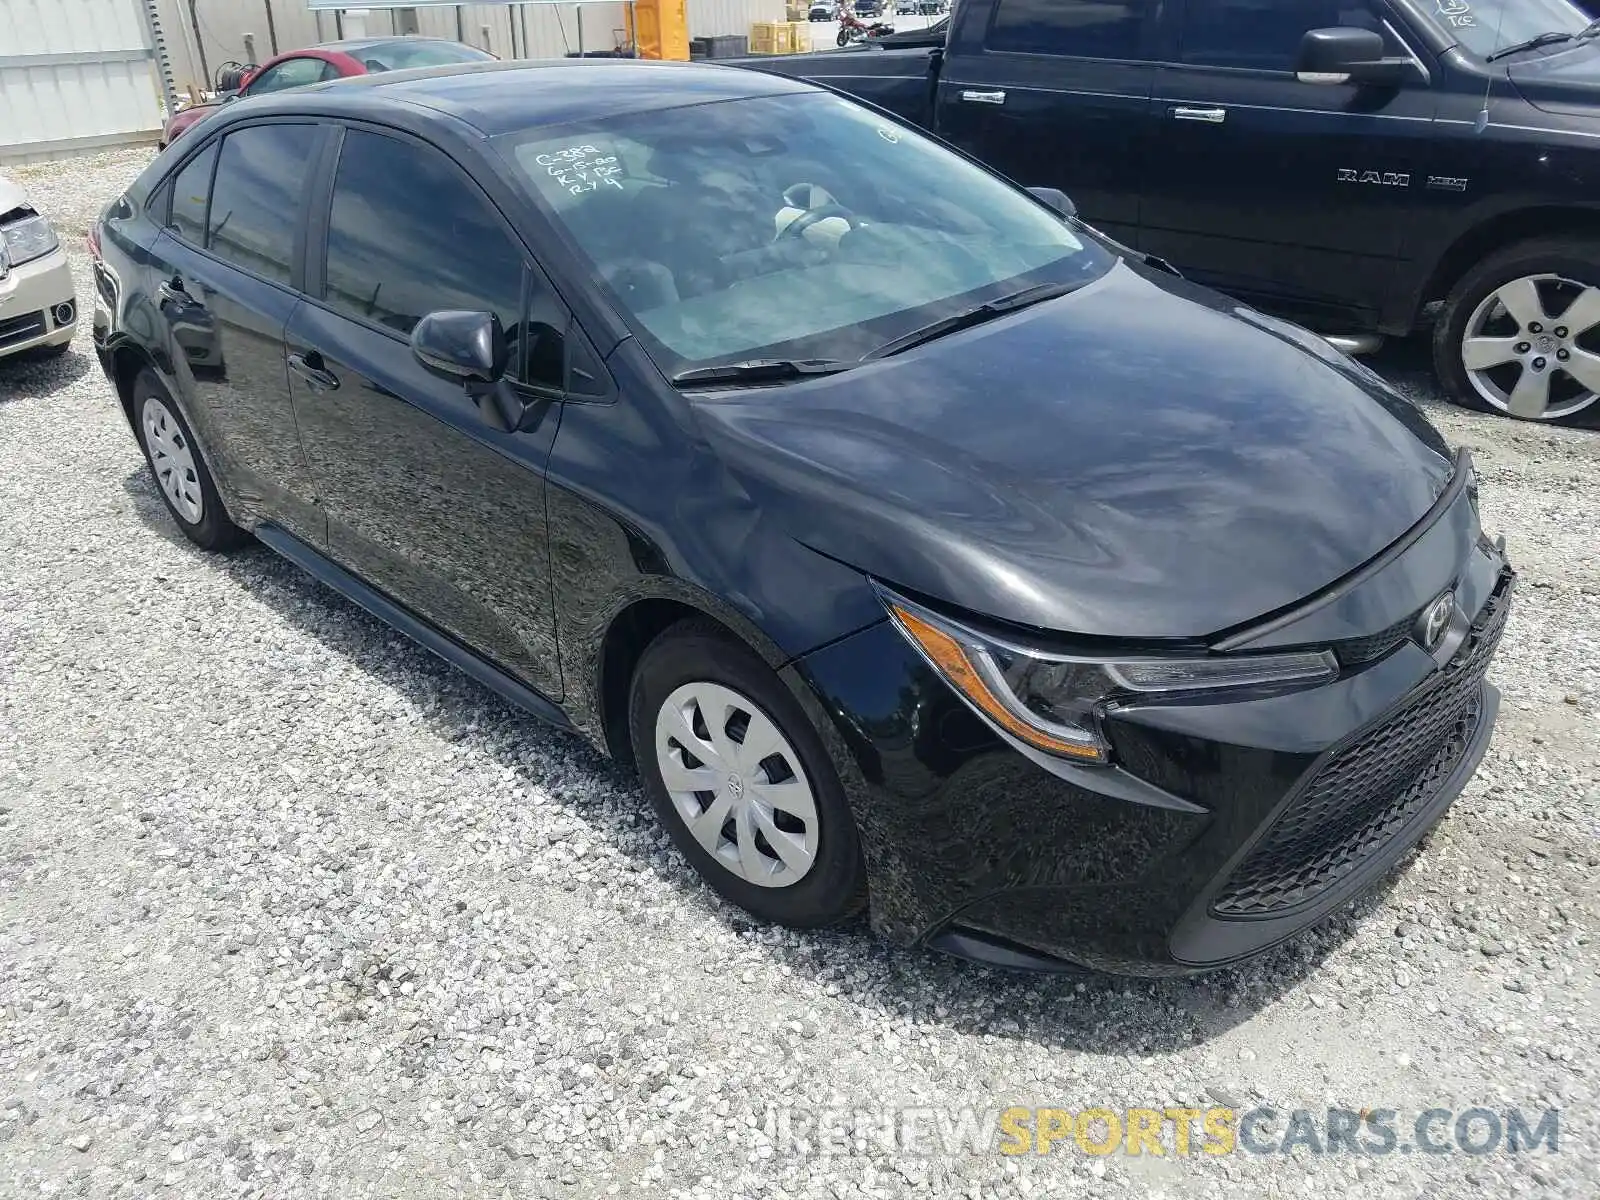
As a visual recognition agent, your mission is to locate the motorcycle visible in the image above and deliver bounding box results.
[836,8,894,45]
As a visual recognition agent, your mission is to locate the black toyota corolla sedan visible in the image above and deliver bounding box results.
[91,60,1513,975]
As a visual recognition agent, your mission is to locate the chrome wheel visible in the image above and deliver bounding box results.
[1461,273,1600,420]
[653,681,820,889]
[141,395,204,524]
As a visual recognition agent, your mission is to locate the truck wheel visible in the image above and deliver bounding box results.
[1434,239,1600,424]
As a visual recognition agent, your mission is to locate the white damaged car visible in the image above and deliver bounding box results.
[0,173,76,362]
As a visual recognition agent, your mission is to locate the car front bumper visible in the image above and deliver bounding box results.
[0,247,76,359]
[788,514,1513,975]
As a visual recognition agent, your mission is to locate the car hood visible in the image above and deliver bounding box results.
[693,260,1454,640]
[1507,41,1600,116]
[0,174,29,214]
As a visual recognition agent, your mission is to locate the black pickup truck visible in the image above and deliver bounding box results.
[742,0,1600,424]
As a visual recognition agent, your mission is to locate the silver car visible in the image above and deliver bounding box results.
[0,174,76,361]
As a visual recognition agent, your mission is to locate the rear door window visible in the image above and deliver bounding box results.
[987,0,1153,60]
[206,124,319,285]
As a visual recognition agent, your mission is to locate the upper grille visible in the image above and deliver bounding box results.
[0,309,45,349]
[1213,576,1512,918]
[1333,609,1418,667]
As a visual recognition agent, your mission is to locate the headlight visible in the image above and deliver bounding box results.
[883,591,1337,765]
[2,214,60,267]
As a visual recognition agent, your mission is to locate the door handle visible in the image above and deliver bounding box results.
[959,89,1006,105]
[156,277,186,307]
[288,351,340,393]
[1171,106,1227,124]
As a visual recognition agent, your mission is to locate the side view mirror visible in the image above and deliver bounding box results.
[1296,27,1414,87]
[1027,186,1077,220]
[410,309,508,381]
[411,310,525,432]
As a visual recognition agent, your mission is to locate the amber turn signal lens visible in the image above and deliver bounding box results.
[889,604,1107,762]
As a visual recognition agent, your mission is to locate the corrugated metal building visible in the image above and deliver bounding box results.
[1,0,788,160]
[0,0,167,161]
[154,1,784,98]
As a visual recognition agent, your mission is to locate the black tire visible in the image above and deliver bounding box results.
[628,618,867,927]
[132,369,249,551]
[1433,237,1600,425]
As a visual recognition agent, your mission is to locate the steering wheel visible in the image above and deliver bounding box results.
[778,203,857,242]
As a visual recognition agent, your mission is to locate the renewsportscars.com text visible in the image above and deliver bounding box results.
[760,1105,1561,1158]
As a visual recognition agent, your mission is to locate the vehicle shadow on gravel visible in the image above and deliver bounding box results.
[118,465,1408,1057]
[0,346,94,401]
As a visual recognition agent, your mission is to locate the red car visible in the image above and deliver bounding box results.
[160,37,495,147]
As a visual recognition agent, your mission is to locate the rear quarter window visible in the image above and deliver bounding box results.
[165,142,218,245]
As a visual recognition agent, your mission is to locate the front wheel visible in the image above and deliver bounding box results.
[1433,238,1600,424]
[836,28,851,46]
[628,619,867,928]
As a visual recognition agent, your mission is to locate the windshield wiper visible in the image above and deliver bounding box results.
[670,358,854,386]
[862,282,1076,361]
[1580,18,1600,40]
[1485,31,1577,62]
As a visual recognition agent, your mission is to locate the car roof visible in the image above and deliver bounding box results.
[314,36,469,53]
[252,59,815,135]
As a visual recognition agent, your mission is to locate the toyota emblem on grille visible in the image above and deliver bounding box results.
[1417,591,1455,652]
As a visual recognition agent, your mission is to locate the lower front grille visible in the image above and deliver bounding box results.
[0,309,46,349]
[1213,575,1512,918]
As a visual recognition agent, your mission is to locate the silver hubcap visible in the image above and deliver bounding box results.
[1461,273,1600,420]
[141,396,204,524]
[653,681,820,889]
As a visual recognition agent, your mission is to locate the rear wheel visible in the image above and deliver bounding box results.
[1434,239,1600,424]
[628,619,867,927]
[133,369,248,551]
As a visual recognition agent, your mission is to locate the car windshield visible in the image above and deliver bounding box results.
[494,92,1114,378]
[359,40,496,71]
[1411,0,1588,57]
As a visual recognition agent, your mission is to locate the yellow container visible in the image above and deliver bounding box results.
[750,20,806,55]
[635,0,690,60]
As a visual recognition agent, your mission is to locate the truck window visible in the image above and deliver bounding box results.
[987,0,1151,60]
[1178,0,1390,72]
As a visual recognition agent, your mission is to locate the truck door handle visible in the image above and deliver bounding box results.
[1171,106,1227,124]
[959,89,1006,105]
[156,277,187,307]
[288,351,340,393]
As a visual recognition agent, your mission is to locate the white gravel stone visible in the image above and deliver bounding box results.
[1,146,1596,1200]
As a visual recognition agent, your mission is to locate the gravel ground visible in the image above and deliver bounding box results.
[1,147,1596,1200]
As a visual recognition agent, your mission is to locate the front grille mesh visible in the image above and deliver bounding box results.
[1332,610,1418,666]
[0,309,45,349]
[1213,576,1512,918]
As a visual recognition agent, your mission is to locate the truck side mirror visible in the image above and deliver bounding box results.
[1296,27,1413,87]
[1027,186,1077,220]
